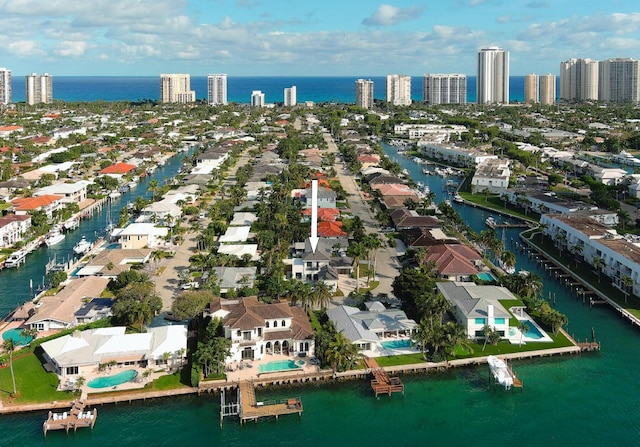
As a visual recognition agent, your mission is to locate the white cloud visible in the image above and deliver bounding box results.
[55,41,88,57]
[7,40,45,57]
[362,4,424,27]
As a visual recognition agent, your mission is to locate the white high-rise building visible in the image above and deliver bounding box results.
[540,73,556,105]
[25,73,53,105]
[422,74,467,104]
[559,58,599,102]
[476,47,509,104]
[0,68,11,105]
[386,75,411,106]
[160,74,195,103]
[284,86,297,106]
[251,90,265,107]
[524,73,539,104]
[355,79,374,109]
[207,74,227,105]
[599,58,640,103]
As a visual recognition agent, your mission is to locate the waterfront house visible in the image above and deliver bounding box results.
[471,159,511,194]
[436,282,512,339]
[74,298,114,325]
[99,162,136,178]
[34,180,92,204]
[140,200,182,223]
[113,223,169,249]
[286,238,340,291]
[217,243,259,261]
[417,142,497,167]
[75,248,152,278]
[26,277,110,332]
[326,302,417,353]
[426,244,483,281]
[11,194,64,218]
[207,296,315,362]
[0,214,31,248]
[40,325,188,379]
[390,208,440,230]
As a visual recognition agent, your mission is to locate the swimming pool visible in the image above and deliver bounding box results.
[517,319,544,340]
[381,339,412,349]
[87,370,138,388]
[2,328,33,346]
[476,272,497,282]
[258,360,302,374]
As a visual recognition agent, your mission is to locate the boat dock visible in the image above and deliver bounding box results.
[488,357,523,391]
[220,380,303,426]
[364,358,404,397]
[43,400,97,436]
[486,221,530,229]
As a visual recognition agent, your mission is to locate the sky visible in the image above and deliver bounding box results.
[1,0,639,77]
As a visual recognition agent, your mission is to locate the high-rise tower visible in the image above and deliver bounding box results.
[0,68,11,105]
[251,90,265,107]
[355,79,374,109]
[207,74,227,105]
[25,73,53,105]
[284,86,297,106]
[598,58,640,103]
[540,73,556,105]
[524,73,539,104]
[559,59,598,101]
[422,74,467,104]
[160,74,195,103]
[476,47,509,104]
[386,75,411,106]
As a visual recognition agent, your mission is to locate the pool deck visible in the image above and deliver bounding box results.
[225,354,320,382]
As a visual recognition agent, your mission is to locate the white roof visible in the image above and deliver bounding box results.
[217,244,258,260]
[119,223,168,237]
[219,226,250,243]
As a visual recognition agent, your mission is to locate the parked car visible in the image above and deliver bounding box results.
[181,282,200,290]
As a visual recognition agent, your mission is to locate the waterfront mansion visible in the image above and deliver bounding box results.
[206,296,315,362]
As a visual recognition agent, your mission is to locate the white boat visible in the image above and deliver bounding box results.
[127,180,138,189]
[108,191,121,200]
[499,259,516,275]
[485,217,497,228]
[453,194,464,203]
[4,250,27,268]
[63,218,79,231]
[73,236,93,255]
[45,227,65,247]
[487,356,514,390]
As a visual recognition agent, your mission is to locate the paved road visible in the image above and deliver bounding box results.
[155,151,253,311]
[323,132,400,299]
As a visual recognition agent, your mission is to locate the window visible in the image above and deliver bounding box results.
[281,320,286,327]
[475,318,486,324]
[66,366,78,375]
[243,332,251,341]
[273,320,278,328]
[257,328,262,337]
[265,321,270,328]
[236,330,241,337]
[494,318,505,325]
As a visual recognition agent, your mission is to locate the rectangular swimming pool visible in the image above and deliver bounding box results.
[476,272,496,282]
[519,319,544,339]
[381,339,412,349]
[258,359,303,374]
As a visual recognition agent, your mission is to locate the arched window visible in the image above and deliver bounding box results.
[281,320,286,327]
[274,320,278,328]
[265,321,270,328]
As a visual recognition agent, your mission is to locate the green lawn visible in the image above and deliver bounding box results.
[0,353,71,405]
[374,330,573,367]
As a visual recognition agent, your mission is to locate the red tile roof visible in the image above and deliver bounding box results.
[427,244,482,276]
[0,125,23,132]
[302,207,340,221]
[99,162,136,174]
[12,195,63,211]
[317,221,347,237]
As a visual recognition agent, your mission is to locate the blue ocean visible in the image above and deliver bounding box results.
[8,76,535,104]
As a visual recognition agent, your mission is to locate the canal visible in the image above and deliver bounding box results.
[0,147,196,318]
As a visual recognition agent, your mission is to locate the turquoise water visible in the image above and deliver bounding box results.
[1,328,33,346]
[519,319,544,339]
[2,143,640,444]
[87,370,138,389]
[476,272,497,282]
[258,360,301,373]
[381,339,412,349]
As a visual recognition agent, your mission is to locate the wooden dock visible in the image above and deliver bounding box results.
[43,400,97,436]
[227,380,302,425]
[364,358,404,397]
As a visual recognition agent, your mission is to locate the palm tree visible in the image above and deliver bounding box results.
[517,321,530,347]
[347,241,366,293]
[147,179,159,201]
[312,281,333,310]
[500,251,517,273]
[592,256,605,283]
[74,376,86,397]
[2,338,17,395]
[326,331,361,372]
[362,234,382,286]
[622,275,634,303]
[412,319,432,360]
